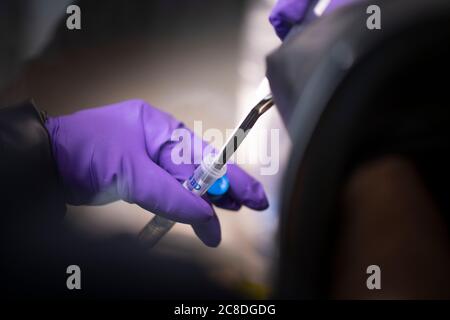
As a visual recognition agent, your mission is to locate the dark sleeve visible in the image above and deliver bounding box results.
[0,100,66,236]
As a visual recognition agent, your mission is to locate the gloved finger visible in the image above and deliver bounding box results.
[206,194,242,211]
[269,0,311,39]
[123,155,214,224]
[191,213,221,247]
[223,164,269,211]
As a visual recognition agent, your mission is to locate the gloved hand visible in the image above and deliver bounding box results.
[45,99,268,247]
[269,0,358,40]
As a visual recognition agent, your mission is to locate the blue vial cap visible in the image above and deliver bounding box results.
[207,175,230,197]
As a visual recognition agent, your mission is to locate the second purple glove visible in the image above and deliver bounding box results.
[45,99,268,247]
[269,0,359,40]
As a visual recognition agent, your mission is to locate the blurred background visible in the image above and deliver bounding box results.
[0,0,289,297]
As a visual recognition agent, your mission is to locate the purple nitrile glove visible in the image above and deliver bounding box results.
[45,99,268,247]
[269,0,359,40]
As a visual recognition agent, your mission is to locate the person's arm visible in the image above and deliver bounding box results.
[334,156,450,298]
[0,101,66,234]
